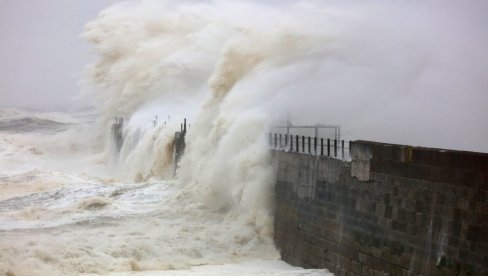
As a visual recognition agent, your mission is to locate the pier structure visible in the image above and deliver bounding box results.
[273,141,488,275]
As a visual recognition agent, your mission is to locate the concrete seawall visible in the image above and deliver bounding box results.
[273,141,488,275]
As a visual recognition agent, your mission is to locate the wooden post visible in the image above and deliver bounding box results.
[274,133,277,148]
[302,136,305,153]
[290,135,293,152]
[308,136,311,154]
[321,138,324,156]
[296,135,299,152]
[341,140,345,159]
[314,137,317,155]
[349,141,352,159]
[111,117,124,152]
[334,139,337,157]
[327,139,330,156]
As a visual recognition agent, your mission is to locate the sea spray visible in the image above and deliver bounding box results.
[1,0,484,275]
[83,1,331,248]
[80,0,488,268]
[84,4,324,256]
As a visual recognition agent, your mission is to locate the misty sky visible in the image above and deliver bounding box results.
[1,0,487,117]
[0,0,123,110]
[0,0,297,111]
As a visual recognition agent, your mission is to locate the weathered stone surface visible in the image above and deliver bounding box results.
[273,141,488,275]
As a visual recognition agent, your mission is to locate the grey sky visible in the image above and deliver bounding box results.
[0,0,121,110]
[0,0,299,111]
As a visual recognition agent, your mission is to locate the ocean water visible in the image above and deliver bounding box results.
[2,0,486,275]
[0,108,330,275]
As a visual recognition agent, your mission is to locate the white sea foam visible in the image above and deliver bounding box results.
[0,111,314,275]
[2,0,487,275]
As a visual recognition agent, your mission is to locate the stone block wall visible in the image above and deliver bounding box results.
[273,141,488,275]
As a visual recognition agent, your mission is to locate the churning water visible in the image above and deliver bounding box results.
[0,108,329,275]
[2,0,487,275]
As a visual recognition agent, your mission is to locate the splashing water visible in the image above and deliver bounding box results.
[0,108,328,275]
[2,0,488,275]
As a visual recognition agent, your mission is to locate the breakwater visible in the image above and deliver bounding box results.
[273,141,488,275]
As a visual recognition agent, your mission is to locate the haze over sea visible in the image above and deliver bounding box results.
[0,0,487,275]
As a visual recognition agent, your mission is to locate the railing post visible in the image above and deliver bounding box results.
[349,141,352,159]
[342,140,345,159]
[274,133,277,148]
[321,138,323,156]
[279,133,282,148]
[290,135,293,152]
[334,139,337,157]
[302,136,305,153]
[327,139,330,156]
[296,135,299,152]
[314,137,317,155]
[308,136,311,154]
[285,134,288,148]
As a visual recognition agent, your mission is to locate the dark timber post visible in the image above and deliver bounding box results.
[302,136,305,153]
[334,139,337,157]
[327,139,330,156]
[321,138,324,156]
[279,133,282,148]
[296,135,299,152]
[314,137,317,155]
[349,141,352,158]
[174,118,187,175]
[308,137,311,154]
[290,135,293,152]
[341,140,345,159]
[285,134,288,148]
[111,117,124,152]
[274,133,277,148]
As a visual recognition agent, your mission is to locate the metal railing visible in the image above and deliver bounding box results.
[269,132,351,161]
[271,120,341,141]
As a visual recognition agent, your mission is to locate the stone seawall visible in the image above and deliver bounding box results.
[273,141,488,275]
